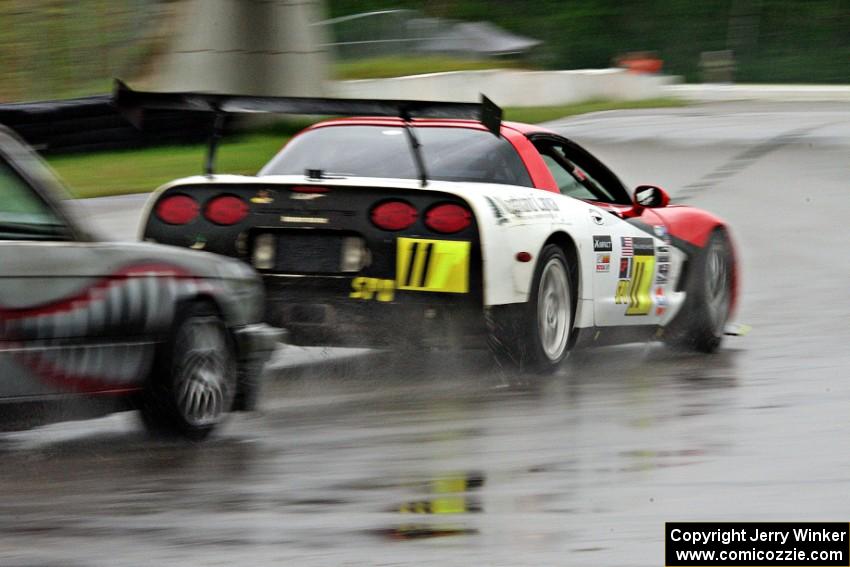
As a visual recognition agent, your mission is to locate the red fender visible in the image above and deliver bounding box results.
[652,205,740,317]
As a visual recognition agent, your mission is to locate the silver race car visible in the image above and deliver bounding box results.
[0,126,280,439]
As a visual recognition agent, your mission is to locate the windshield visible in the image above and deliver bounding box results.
[259,125,534,187]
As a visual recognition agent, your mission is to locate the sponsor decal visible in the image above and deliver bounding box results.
[350,277,395,302]
[593,235,613,252]
[495,195,559,215]
[656,263,670,284]
[250,189,274,204]
[596,252,611,273]
[655,286,668,316]
[619,257,631,279]
[653,225,672,244]
[537,197,560,212]
[484,196,509,225]
[596,264,610,273]
[632,237,655,256]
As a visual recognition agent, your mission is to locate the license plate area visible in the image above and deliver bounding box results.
[261,230,364,274]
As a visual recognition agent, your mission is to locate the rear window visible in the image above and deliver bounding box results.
[260,125,533,187]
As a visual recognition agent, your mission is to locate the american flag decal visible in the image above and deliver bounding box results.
[621,237,633,257]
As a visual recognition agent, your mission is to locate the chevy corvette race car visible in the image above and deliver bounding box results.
[0,125,280,438]
[118,82,738,373]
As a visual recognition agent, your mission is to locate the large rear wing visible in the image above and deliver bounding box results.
[112,80,502,184]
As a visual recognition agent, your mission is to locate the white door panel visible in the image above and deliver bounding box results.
[590,213,685,327]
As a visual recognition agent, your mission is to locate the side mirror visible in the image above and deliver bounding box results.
[633,185,670,208]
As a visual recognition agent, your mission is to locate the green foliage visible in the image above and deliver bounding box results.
[0,0,160,101]
[2,1,847,101]
[328,0,850,84]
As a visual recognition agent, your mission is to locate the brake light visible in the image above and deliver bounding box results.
[425,203,471,234]
[205,195,249,225]
[155,195,199,225]
[370,201,417,231]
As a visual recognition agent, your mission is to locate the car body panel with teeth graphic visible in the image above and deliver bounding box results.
[0,126,280,436]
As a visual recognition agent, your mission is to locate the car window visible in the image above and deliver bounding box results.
[539,146,617,202]
[0,158,69,240]
[260,125,534,187]
[540,154,593,198]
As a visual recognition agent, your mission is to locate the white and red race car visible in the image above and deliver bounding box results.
[119,82,738,373]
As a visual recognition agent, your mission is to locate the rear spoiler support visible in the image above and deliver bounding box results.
[112,80,502,183]
[205,110,226,176]
[399,109,428,187]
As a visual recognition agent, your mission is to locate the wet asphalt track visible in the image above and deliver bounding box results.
[3,102,850,566]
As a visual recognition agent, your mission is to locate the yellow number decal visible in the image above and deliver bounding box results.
[615,279,630,304]
[350,277,395,302]
[625,256,655,316]
[396,238,470,293]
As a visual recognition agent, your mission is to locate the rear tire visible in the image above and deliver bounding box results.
[487,244,573,374]
[139,302,237,440]
[664,228,734,353]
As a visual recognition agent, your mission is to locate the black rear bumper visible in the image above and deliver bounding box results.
[262,275,487,348]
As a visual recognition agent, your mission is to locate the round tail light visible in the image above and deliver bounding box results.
[370,201,417,231]
[425,203,472,234]
[205,195,249,225]
[155,194,199,225]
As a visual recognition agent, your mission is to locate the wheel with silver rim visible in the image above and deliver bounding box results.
[663,229,734,353]
[139,302,236,439]
[704,239,731,336]
[537,257,571,362]
[487,244,573,373]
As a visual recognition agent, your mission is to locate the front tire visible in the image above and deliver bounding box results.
[487,244,573,373]
[664,228,734,353]
[139,302,237,440]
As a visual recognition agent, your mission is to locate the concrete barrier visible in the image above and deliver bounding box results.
[332,68,678,107]
[662,83,850,103]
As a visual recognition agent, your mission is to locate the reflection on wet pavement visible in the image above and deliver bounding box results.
[375,472,485,540]
[0,344,744,566]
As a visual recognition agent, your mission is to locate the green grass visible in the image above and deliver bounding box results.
[334,55,525,80]
[48,133,290,199]
[503,98,686,124]
[48,98,686,199]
